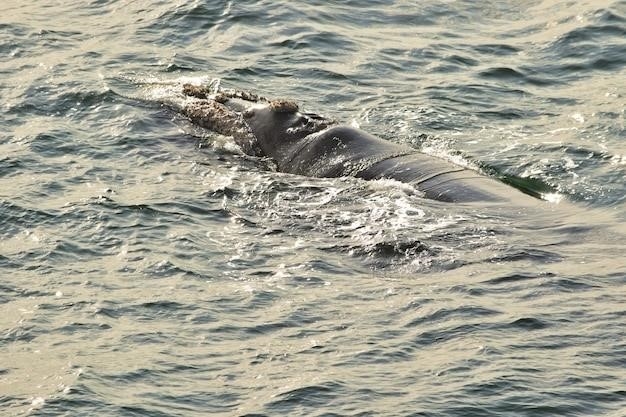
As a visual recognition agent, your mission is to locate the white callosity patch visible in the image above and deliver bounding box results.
[133,77,262,155]
[179,83,263,156]
[181,99,260,155]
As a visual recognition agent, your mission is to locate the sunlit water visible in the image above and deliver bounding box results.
[1,1,625,416]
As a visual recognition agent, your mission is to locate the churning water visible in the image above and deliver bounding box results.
[1,1,626,416]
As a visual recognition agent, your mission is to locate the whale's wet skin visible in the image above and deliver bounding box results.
[178,83,542,205]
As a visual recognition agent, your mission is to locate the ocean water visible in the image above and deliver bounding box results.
[1,1,625,416]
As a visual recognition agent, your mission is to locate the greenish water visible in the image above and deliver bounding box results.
[1,1,625,416]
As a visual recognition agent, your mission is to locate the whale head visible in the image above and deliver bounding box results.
[181,84,333,159]
[222,98,333,158]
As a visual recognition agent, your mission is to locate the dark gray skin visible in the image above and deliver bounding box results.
[223,97,540,205]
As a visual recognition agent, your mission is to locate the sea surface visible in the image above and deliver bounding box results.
[2,1,626,416]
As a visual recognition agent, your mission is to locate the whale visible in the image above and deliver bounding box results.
[178,83,541,205]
